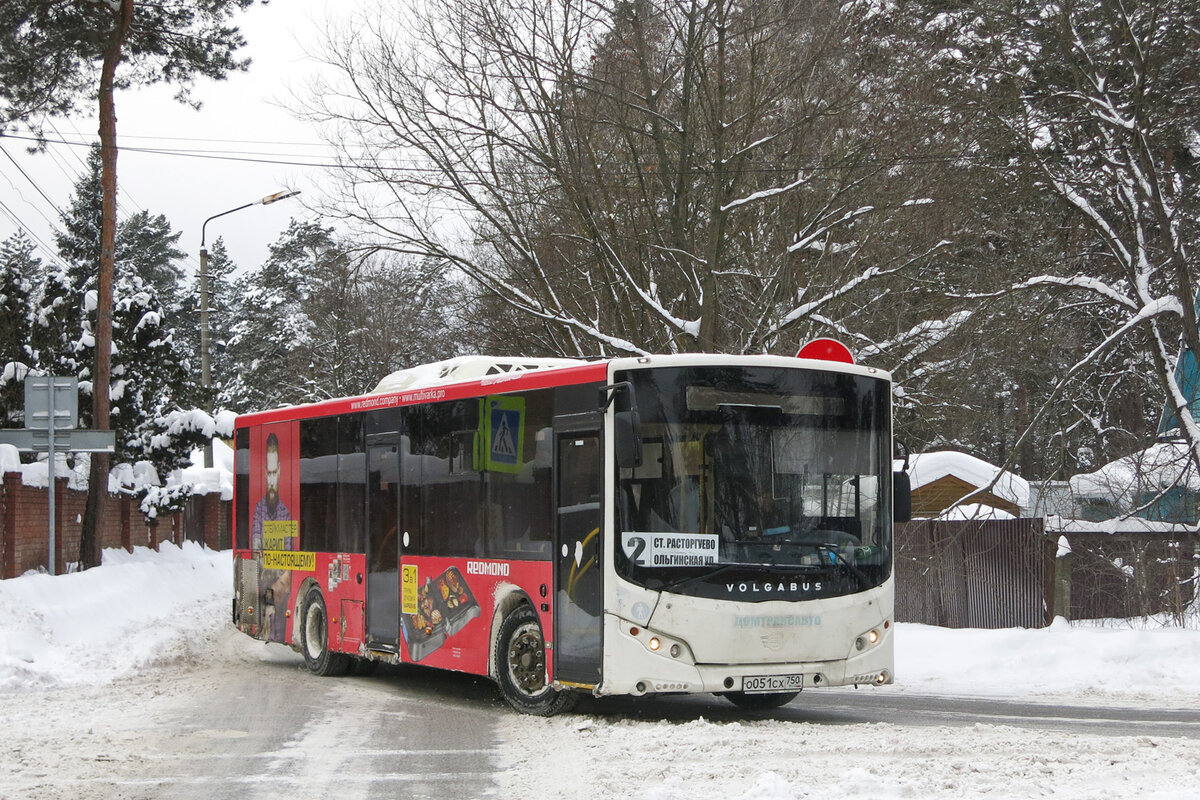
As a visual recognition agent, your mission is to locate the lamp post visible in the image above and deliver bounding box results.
[199,189,300,467]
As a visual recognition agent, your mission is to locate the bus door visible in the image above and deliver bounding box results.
[552,414,603,687]
[366,438,401,649]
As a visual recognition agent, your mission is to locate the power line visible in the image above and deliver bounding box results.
[0,143,67,218]
[115,132,330,149]
[2,129,1050,175]
[0,197,71,270]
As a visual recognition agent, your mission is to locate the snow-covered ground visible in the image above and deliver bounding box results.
[2,544,1198,798]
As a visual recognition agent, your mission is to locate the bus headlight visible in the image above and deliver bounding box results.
[854,623,887,653]
[626,624,693,662]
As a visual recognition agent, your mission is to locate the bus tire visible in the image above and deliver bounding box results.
[494,605,579,716]
[301,588,350,677]
[720,690,799,710]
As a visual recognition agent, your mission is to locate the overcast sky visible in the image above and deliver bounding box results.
[0,0,362,279]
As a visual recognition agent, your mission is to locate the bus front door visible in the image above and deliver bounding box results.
[366,440,401,649]
[553,420,603,688]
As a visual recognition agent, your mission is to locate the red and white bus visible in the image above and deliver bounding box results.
[233,348,908,714]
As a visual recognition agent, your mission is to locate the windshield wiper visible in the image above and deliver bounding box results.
[654,564,742,594]
[817,544,871,590]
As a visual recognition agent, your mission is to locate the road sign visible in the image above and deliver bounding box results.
[5,375,109,576]
[0,429,115,453]
[24,376,78,430]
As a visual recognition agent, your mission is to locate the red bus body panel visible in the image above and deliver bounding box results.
[233,360,606,679]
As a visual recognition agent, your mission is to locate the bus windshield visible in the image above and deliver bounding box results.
[614,365,891,600]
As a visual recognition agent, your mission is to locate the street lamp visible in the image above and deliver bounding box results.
[198,189,301,467]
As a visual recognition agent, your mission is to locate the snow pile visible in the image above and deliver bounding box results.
[0,443,19,471]
[0,541,230,690]
[2,449,90,490]
[938,502,1015,521]
[895,619,1200,703]
[176,436,235,499]
[500,712,1197,799]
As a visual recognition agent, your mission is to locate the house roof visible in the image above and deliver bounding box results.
[903,450,1031,508]
[1070,441,1200,503]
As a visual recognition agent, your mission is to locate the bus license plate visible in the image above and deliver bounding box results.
[742,674,804,693]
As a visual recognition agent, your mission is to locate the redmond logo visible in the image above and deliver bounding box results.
[467,561,510,576]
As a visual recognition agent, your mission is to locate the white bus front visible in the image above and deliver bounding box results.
[596,357,896,708]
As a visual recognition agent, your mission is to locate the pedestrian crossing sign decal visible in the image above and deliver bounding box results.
[485,395,524,473]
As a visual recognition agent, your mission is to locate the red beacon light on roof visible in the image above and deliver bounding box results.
[796,338,855,364]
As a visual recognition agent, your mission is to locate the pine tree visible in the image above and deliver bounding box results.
[29,262,87,388]
[109,275,183,459]
[108,272,208,518]
[42,149,195,418]
[0,232,38,427]
[28,150,207,519]
[220,220,322,411]
[1,0,256,570]
[116,209,186,313]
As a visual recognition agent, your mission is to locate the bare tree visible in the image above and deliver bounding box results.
[305,0,946,357]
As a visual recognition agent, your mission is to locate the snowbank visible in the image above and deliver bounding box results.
[894,619,1200,703]
[0,542,230,690]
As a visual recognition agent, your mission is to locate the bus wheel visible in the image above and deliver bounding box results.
[720,690,799,710]
[301,588,350,677]
[495,605,579,716]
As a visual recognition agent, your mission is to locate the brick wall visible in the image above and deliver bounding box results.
[181,491,232,551]
[0,470,197,578]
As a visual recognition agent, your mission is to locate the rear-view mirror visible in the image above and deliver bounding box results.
[614,409,643,469]
[893,470,912,523]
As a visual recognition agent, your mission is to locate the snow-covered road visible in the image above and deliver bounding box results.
[2,543,1198,799]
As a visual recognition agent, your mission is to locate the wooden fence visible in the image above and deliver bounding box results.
[895,519,1056,628]
[896,519,1199,628]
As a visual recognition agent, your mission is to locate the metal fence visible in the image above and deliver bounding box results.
[895,519,1055,629]
[895,519,1199,628]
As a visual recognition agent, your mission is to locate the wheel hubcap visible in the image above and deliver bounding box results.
[507,623,547,696]
[306,604,325,660]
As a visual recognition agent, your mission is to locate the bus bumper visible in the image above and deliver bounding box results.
[595,614,894,697]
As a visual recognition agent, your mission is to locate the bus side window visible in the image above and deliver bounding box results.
[300,417,338,553]
[419,401,485,558]
[234,427,250,550]
[338,414,366,554]
[488,391,554,559]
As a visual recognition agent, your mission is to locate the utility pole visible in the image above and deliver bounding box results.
[198,189,300,467]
